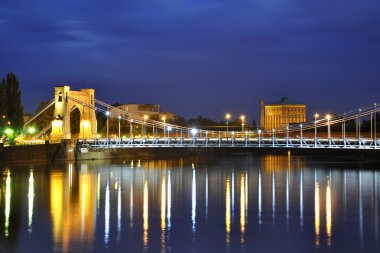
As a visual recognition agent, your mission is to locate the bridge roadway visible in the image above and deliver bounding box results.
[77,137,380,151]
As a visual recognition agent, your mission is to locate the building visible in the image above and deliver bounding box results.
[114,104,174,120]
[260,97,306,131]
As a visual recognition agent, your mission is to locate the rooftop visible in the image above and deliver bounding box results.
[267,97,305,106]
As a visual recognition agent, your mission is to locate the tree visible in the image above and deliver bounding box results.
[0,80,7,130]
[4,72,24,131]
[0,81,6,117]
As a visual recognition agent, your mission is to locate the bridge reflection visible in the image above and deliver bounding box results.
[0,155,379,252]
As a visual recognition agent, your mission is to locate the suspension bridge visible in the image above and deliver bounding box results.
[23,86,380,152]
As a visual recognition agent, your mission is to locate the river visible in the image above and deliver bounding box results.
[0,154,379,252]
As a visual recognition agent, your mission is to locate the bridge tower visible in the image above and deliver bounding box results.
[50,86,97,140]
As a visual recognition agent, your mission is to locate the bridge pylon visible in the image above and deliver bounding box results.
[50,86,97,140]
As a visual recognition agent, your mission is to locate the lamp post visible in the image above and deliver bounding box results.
[258,129,262,147]
[162,116,166,137]
[300,124,303,147]
[286,126,289,147]
[191,128,197,146]
[130,119,133,138]
[225,113,231,136]
[143,115,148,138]
[118,115,121,139]
[358,108,362,141]
[240,115,245,133]
[375,103,377,147]
[343,113,346,147]
[326,114,331,144]
[167,125,172,138]
[106,111,110,141]
[314,113,319,147]
[272,128,275,147]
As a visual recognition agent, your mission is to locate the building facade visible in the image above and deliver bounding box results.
[260,97,306,131]
[114,104,174,120]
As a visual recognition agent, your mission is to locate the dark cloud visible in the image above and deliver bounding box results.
[0,0,379,121]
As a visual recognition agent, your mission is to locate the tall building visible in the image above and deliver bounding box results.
[260,97,306,131]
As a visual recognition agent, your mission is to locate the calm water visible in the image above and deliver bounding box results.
[0,154,379,252]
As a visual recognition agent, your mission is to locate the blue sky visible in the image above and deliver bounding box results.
[1,0,379,122]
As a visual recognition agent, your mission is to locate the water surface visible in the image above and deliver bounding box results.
[0,154,379,252]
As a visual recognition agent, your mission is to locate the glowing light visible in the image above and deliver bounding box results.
[161,175,166,231]
[167,171,172,229]
[300,170,303,231]
[4,128,13,135]
[258,170,262,225]
[105,111,110,116]
[50,172,63,245]
[28,127,36,134]
[144,115,148,120]
[161,175,166,251]
[272,172,275,223]
[326,177,332,247]
[167,126,172,132]
[143,180,149,249]
[326,114,331,120]
[192,169,196,232]
[315,113,319,119]
[5,171,11,238]
[225,113,231,120]
[315,177,320,248]
[104,178,110,247]
[117,179,122,242]
[226,176,231,248]
[28,171,35,234]
[240,174,246,245]
[191,128,198,136]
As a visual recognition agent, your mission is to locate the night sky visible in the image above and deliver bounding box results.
[1,0,379,122]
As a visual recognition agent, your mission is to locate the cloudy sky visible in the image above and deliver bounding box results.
[1,0,379,122]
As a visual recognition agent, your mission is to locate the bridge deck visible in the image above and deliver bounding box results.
[77,137,380,151]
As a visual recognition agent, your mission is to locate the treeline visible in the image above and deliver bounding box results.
[0,72,24,143]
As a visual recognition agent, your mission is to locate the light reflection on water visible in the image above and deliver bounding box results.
[0,155,380,252]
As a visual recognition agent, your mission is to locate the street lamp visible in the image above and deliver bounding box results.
[167,125,172,138]
[143,115,148,138]
[105,111,110,140]
[314,113,319,147]
[240,115,245,133]
[130,119,134,138]
[300,123,303,147]
[326,114,331,140]
[225,113,231,134]
[28,127,36,135]
[5,128,13,136]
[258,129,262,147]
[272,128,275,147]
[286,126,289,147]
[375,103,377,147]
[162,116,166,137]
[118,115,121,139]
